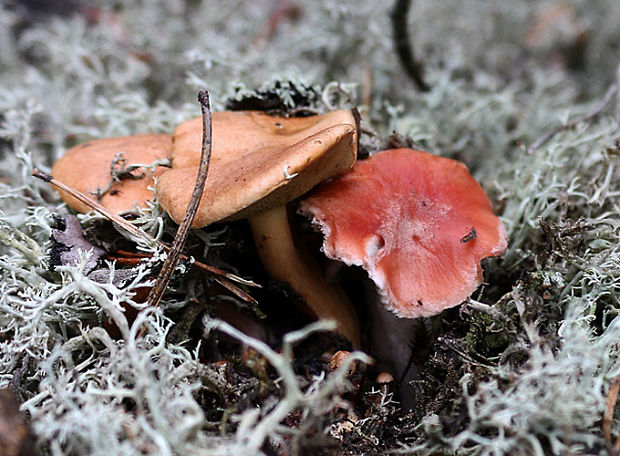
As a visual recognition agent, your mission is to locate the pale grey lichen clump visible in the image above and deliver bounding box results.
[1,0,620,454]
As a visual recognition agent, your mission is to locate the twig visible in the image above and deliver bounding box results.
[113,249,150,258]
[361,66,373,109]
[103,255,143,266]
[603,375,620,447]
[33,170,152,243]
[253,0,301,49]
[93,153,170,201]
[391,0,430,92]
[146,90,213,309]
[210,275,257,304]
[527,59,620,155]
[436,336,493,369]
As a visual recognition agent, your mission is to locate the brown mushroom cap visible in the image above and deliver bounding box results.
[51,134,172,214]
[156,110,357,227]
[156,109,360,344]
[300,148,508,319]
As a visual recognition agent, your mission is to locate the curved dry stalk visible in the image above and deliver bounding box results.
[146,90,213,308]
[391,0,430,92]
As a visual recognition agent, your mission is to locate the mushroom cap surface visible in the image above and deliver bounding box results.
[156,110,357,227]
[51,134,172,214]
[299,148,507,319]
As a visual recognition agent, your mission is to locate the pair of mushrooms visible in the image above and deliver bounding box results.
[52,108,507,352]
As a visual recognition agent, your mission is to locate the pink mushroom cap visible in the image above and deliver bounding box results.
[299,148,507,318]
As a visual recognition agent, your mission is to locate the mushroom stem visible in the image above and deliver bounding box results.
[248,205,360,347]
[368,299,418,410]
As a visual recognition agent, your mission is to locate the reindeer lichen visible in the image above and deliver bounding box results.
[1,1,620,455]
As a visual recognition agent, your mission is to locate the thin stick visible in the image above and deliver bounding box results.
[527,59,620,155]
[146,90,213,308]
[114,250,151,258]
[32,169,258,289]
[33,170,149,242]
[94,153,170,201]
[103,256,143,266]
[361,66,373,110]
[391,0,430,92]
[211,275,257,304]
[253,0,300,49]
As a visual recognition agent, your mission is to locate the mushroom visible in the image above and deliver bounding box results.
[375,371,395,398]
[299,148,507,404]
[156,109,360,345]
[51,134,171,214]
